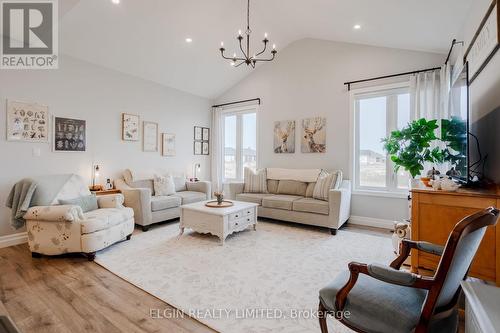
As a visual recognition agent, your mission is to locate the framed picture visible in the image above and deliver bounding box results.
[53,117,86,152]
[194,126,203,141]
[162,133,176,156]
[202,141,209,155]
[465,0,499,83]
[202,127,210,141]
[122,113,140,141]
[143,121,158,152]
[6,100,49,142]
[273,120,295,153]
[301,117,326,153]
[194,141,202,155]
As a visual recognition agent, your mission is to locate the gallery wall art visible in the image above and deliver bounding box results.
[301,117,326,153]
[6,100,49,142]
[143,121,158,152]
[53,117,86,152]
[122,113,140,141]
[273,120,295,153]
[194,126,210,155]
[162,133,176,156]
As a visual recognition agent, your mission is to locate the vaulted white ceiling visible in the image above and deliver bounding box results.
[59,0,472,99]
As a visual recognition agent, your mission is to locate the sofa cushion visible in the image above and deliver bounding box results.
[244,168,268,193]
[262,195,303,210]
[267,179,279,194]
[313,170,342,201]
[174,191,206,205]
[305,182,316,197]
[292,198,329,215]
[59,194,98,213]
[277,180,307,196]
[236,193,274,205]
[81,207,134,234]
[172,176,187,192]
[153,175,176,196]
[151,195,181,212]
[127,179,155,195]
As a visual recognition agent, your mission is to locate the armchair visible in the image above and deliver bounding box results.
[318,207,499,333]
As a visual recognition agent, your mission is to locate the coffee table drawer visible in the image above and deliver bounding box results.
[229,214,255,231]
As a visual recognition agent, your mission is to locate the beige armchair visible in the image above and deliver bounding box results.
[115,170,211,231]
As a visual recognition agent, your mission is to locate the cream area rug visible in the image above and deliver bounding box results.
[95,221,394,333]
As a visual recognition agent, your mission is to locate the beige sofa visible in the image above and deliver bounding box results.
[228,170,351,235]
[115,169,211,231]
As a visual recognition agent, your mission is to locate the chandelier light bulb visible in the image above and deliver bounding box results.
[221,41,224,47]
[264,32,268,38]
[233,52,237,58]
[230,62,235,66]
[272,44,276,50]
[238,29,242,36]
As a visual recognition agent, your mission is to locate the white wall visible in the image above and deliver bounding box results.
[216,38,444,223]
[463,0,500,182]
[0,56,211,237]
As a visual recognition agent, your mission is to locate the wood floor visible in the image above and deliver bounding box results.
[0,222,457,333]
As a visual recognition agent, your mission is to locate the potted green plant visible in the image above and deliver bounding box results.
[383,118,444,188]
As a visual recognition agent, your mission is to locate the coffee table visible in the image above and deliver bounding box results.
[179,200,258,245]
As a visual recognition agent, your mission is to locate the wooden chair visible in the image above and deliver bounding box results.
[318,207,499,333]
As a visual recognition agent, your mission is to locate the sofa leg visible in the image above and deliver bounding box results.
[126,234,132,240]
[86,252,96,261]
[142,225,150,232]
[31,252,42,258]
[330,228,337,236]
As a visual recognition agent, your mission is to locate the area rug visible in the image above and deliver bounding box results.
[95,221,394,333]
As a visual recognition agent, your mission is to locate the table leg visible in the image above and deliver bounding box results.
[220,237,225,246]
[177,227,185,239]
[253,223,257,231]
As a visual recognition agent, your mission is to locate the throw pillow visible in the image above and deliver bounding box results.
[244,168,268,193]
[153,175,176,196]
[313,171,338,201]
[59,194,98,213]
[277,180,307,196]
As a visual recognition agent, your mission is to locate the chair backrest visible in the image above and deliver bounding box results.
[431,207,499,309]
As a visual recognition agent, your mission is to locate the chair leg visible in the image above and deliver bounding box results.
[31,252,42,258]
[126,234,132,240]
[86,252,96,261]
[318,301,329,333]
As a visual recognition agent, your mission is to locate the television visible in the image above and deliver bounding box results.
[442,62,469,184]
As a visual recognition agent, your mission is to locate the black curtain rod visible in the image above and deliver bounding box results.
[344,67,441,91]
[212,98,261,108]
[444,39,464,65]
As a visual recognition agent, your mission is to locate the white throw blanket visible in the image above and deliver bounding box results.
[266,168,321,182]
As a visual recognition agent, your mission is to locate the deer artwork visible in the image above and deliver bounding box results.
[302,117,326,153]
[274,121,295,153]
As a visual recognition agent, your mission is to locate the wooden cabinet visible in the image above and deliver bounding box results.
[410,187,500,285]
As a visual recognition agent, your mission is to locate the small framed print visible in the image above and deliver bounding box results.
[122,113,140,141]
[194,126,203,141]
[194,141,202,155]
[53,116,86,152]
[202,127,210,141]
[143,121,158,152]
[162,133,175,156]
[202,141,209,155]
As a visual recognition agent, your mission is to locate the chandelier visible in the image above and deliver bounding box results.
[219,0,277,68]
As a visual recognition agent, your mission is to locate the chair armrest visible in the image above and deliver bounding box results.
[186,181,212,200]
[335,262,434,311]
[120,188,152,226]
[226,182,245,200]
[390,239,444,269]
[97,194,125,209]
[24,205,84,222]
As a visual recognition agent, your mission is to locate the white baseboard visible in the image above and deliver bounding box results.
[0,232,28,249]
[348,215,394,230]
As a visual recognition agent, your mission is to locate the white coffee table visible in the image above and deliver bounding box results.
[179,200,258,245]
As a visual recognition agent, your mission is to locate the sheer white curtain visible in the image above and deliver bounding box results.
[211,107,224,192]
[410,65,450,122]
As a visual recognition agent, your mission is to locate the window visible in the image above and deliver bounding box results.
[223,107,257,182]
[352,83,410,193]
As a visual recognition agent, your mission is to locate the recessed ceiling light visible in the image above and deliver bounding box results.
[353,24,361,30]
[111,0,120,4]
[185,38,193,43]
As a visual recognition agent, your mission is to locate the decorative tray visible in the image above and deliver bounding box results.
[205,200,234,208]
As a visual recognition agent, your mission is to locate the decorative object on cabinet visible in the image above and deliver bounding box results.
[410,186,500,286]
[161,133,176,156]
[53,117,86,152]
[122,113,140,141]
[6,100,49,142]
[104,178,113,190]
[142,121,158,152]
[301,117,326,153]
[274,120,295,153]
[465,0,499,83]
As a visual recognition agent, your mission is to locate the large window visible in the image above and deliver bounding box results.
[223,107,257,181]
[352,84,410,193]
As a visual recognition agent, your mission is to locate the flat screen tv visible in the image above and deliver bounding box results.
[442,62,469,184]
